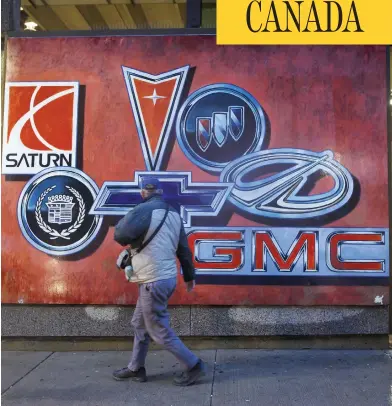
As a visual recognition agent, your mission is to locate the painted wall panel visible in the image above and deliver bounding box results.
[1,37,389,305]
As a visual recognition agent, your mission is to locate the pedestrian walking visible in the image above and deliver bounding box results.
[112,177,205,386]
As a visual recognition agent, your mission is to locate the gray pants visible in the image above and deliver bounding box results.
[128,277,198,371]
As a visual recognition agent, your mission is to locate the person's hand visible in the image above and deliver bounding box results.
[186,280,196,292]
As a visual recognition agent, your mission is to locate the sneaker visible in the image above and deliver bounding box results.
[173,360,206,386]
[112,367,147,382]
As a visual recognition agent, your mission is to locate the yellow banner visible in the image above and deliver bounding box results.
[217,0,392,45]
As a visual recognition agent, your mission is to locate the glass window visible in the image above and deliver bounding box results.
[20,0,216,32]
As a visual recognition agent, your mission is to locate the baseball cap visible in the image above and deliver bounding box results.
[141,177,161,191]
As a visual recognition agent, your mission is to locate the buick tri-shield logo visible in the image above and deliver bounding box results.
[18,167,103,256]
[176,84,266,173]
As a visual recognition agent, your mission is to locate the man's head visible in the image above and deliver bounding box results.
[140,177,163,199]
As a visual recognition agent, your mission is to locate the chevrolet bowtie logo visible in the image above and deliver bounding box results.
[90,172,233,228]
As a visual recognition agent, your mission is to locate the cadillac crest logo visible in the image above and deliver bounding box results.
[18,167,103,256]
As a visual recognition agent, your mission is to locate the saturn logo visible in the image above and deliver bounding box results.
[2,82,79,175]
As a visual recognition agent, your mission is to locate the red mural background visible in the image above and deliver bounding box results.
[1,37,389,305]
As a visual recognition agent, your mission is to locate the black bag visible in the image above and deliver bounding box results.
[117,205,169,270]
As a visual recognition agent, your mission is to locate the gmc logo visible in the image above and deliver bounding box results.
[187,228,387,275]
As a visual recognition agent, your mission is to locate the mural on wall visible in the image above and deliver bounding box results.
[1,37,389,305]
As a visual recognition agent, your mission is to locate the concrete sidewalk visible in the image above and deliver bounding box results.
[2,350,391,406]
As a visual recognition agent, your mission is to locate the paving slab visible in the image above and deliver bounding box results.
[212,350,392,406]
[1,352,53,394]
[1,350,215,406]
